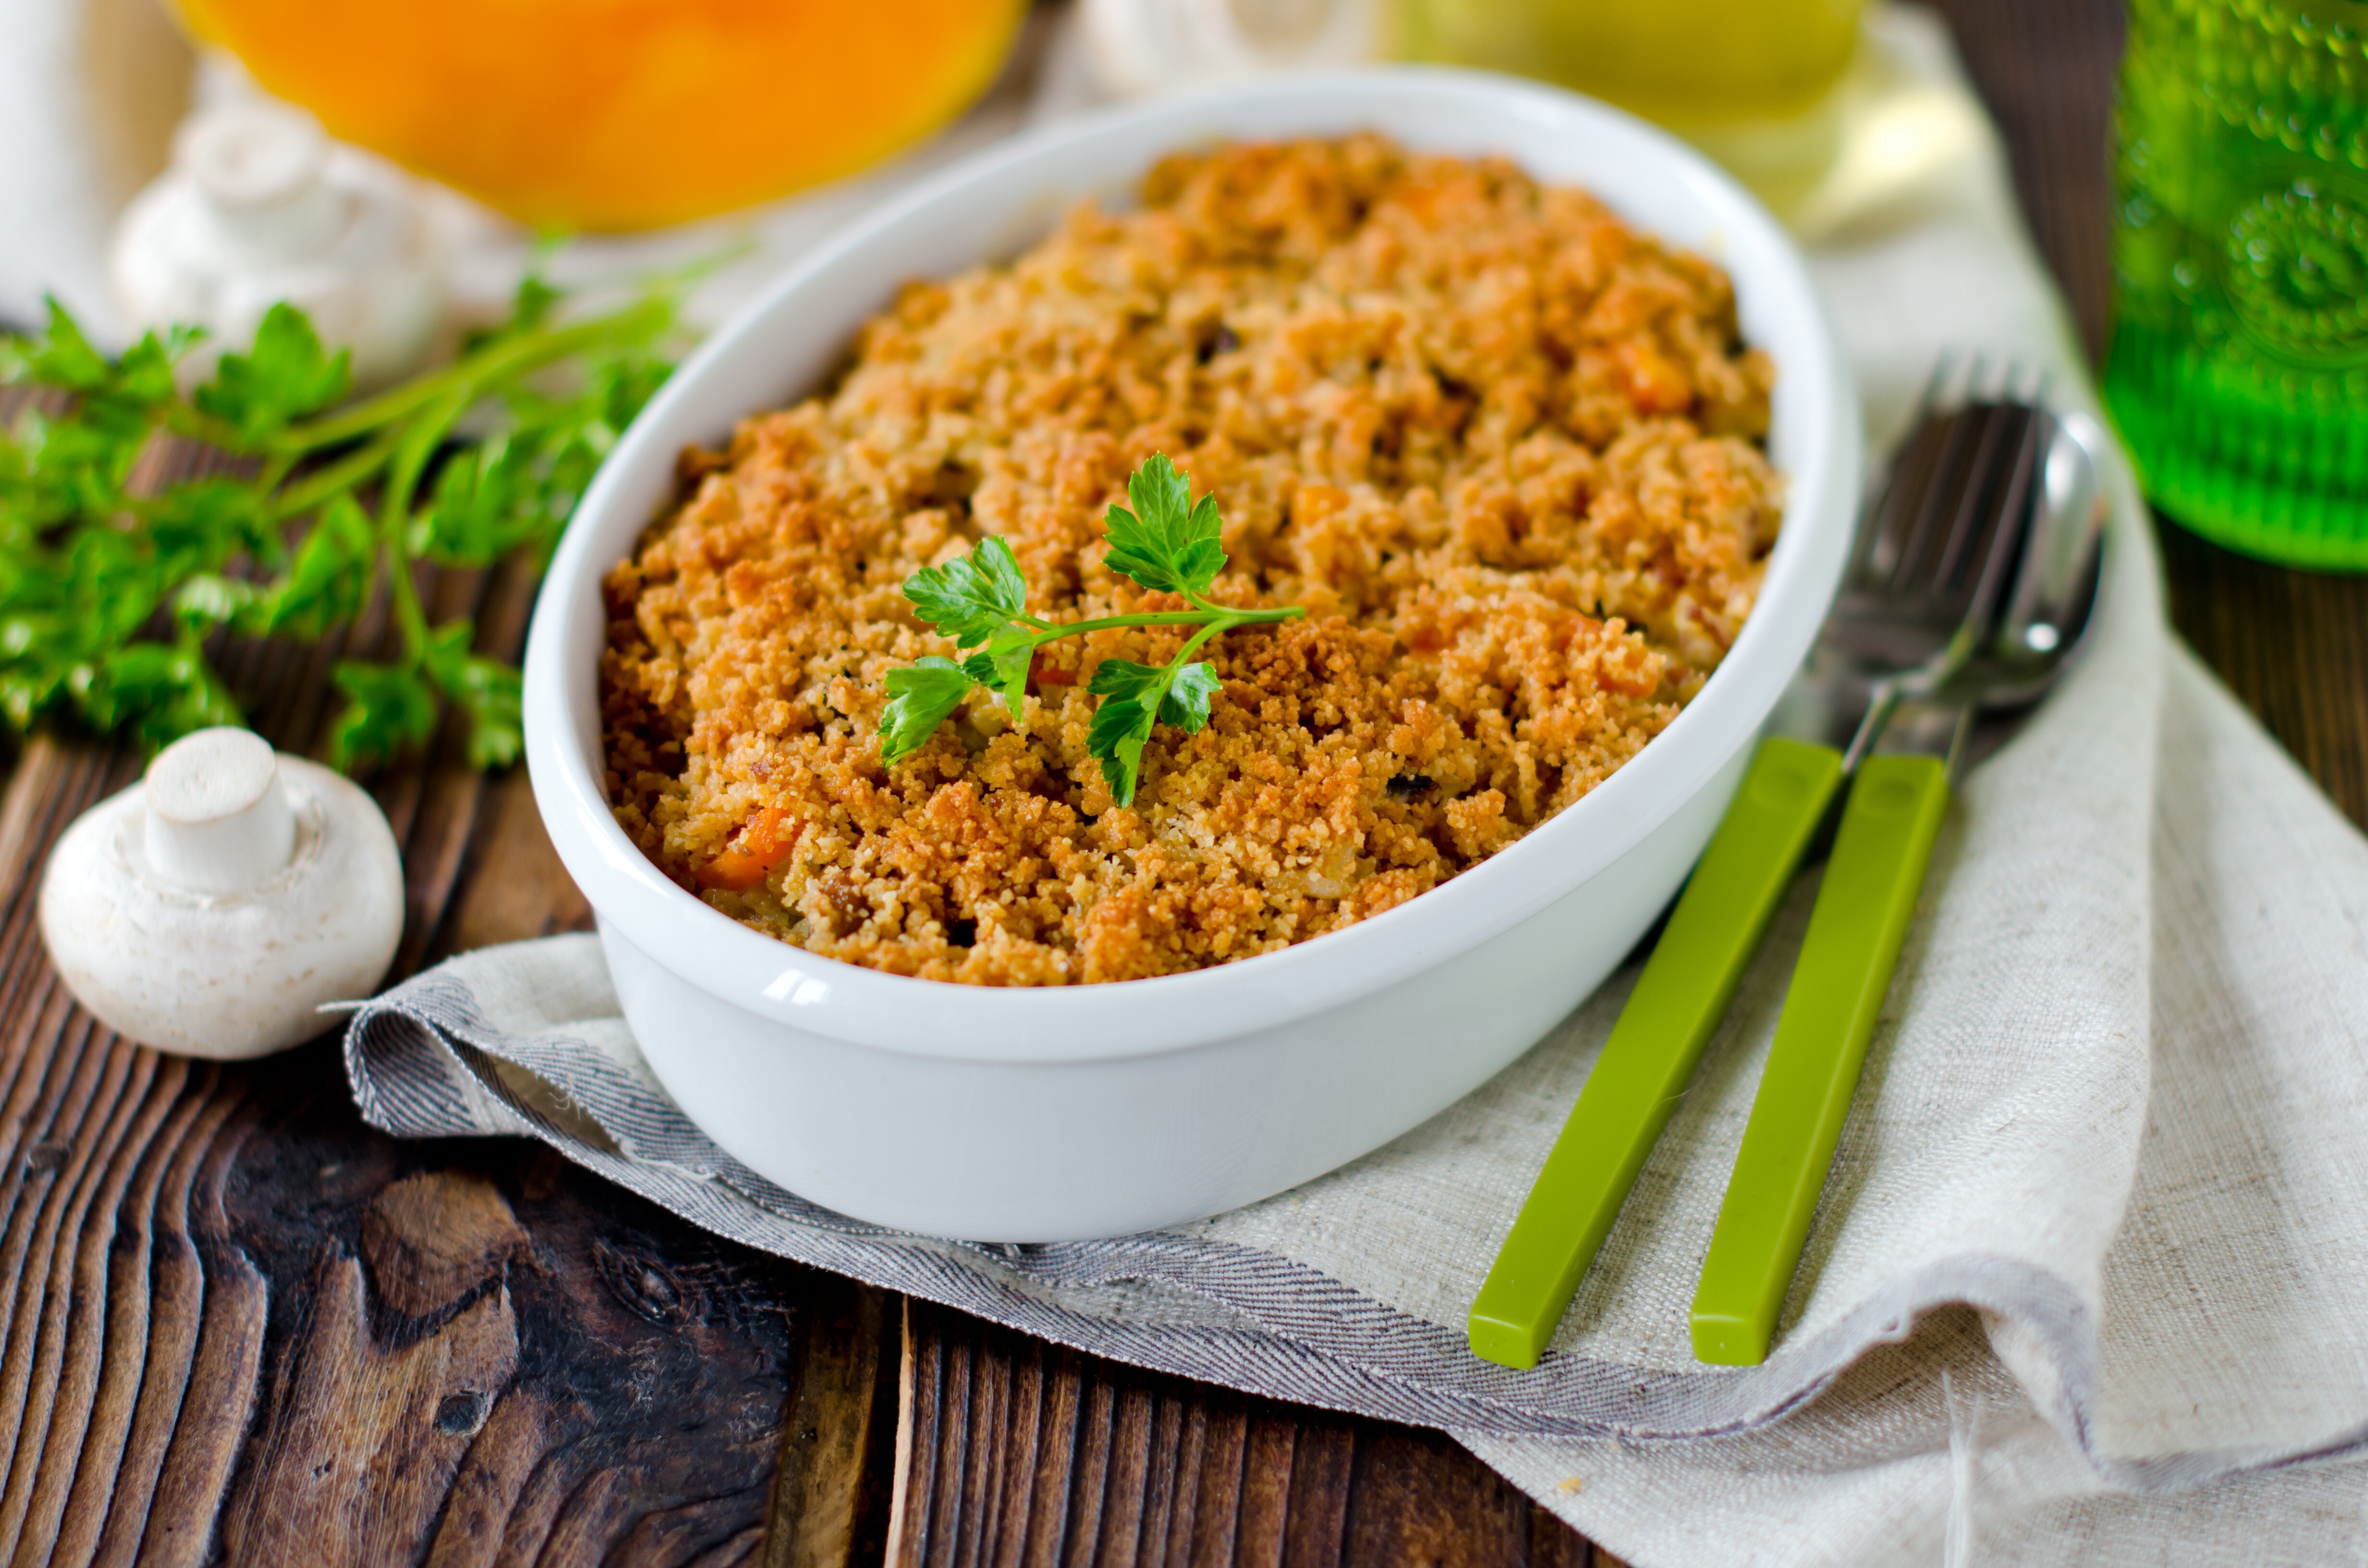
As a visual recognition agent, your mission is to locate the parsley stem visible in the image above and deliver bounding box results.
[269,297,673,455]
[1023,605,1303,643]
[376,386,471,660]
[160,405,249,452]
[1162,618,1229,679]
[266,431,398,522]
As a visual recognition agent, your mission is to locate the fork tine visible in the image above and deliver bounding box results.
[1965,406,2047,622]
[1858,353,1967,584]
[1861,420,1940,582]
[1837,360,2056,676]
[1926,404,2020,592]
[1883,404,1984,592]
[1912,351,1957,425]
[1865,349,2023,585]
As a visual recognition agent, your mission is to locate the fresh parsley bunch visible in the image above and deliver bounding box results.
[0,276,678,769]
[879,455,1304,806]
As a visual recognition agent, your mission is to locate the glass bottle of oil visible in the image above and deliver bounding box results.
[1391,0,1868,211]
[1393,0,1862,124]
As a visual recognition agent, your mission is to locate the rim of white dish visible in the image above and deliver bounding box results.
[524,66,1862,1063]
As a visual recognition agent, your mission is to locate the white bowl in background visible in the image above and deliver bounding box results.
[524,68,1860,1242]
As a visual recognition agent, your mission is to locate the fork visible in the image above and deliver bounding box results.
[1466,373,2050,1372]
[1687,401,2107,1364]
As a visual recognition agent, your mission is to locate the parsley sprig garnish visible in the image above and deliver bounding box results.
[879,454,1303,806]
[0,276,679,768]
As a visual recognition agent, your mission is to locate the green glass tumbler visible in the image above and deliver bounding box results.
[2104,0,2368,567]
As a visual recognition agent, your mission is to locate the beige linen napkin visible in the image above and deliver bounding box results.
[345,12,2368,1564]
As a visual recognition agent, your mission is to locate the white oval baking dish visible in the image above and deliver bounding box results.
[524,68,1860,1241]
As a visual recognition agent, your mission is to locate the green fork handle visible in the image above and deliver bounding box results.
[1467,737,1844,1371]
[1689,754,1951,1366]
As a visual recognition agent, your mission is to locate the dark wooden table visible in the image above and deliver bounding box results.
[2,2,2361,1564]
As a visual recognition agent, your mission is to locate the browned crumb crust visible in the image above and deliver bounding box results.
[601,135,1781,986]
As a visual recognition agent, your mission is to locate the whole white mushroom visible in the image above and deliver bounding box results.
[38,727,405,1059]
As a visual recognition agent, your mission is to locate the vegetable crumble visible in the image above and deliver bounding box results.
[600,135,1782,985]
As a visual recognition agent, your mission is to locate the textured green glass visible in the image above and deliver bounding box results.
[2103,0,2368,567]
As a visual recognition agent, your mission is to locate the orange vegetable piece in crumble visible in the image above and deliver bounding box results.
[695,806,798,893]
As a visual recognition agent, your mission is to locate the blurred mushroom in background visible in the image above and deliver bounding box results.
[111,98,452,388]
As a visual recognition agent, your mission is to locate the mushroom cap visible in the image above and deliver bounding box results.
[38,753,404,1059]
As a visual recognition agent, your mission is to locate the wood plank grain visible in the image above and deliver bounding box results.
[0,1041,181,1556]
[0,726,859,1568]
[130,1093,271,1568]
[0,479,870,1565]
[81,1070,250,1568]
[439,769,596,957]
[44,1055,207,1567]
[2158,524,2368,830]
[761,1272,900,1568]
[220,1249,523,1564]
[890,1302,1605,1568]
[1926,0,2124,362]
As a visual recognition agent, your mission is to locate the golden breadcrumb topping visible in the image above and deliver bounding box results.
[601,135,1781,985]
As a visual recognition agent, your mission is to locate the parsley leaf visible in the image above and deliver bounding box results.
[328,659,440,770]
[472,273,564,349]
[252,494,375,636]
[878,656,976,764]
[422,621,525,769]
[1083,658,1163,705]
[175,490,370,640]
[1084,690,1157,805]
[11,299,114,393]
[959,624,1035,720]
[412,335,668,570]
[0,275,682,771]
[78,635,243,752]
[194,303,352,441]
[876,455,1295,805]
[902,535,1028,647]
[456,664,527,770]
[1084,657,1221,804]
[1157,660,1221,732]
[412,431,532,567]
[1101,453,1228,600]
[900,536,1036,722]
[145,478,276,573]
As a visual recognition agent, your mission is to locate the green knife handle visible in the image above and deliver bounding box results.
[1467,737,1844,1370]
[1688,754,1950,1367]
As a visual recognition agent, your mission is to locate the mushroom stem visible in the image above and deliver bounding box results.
[142,728,297,895]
